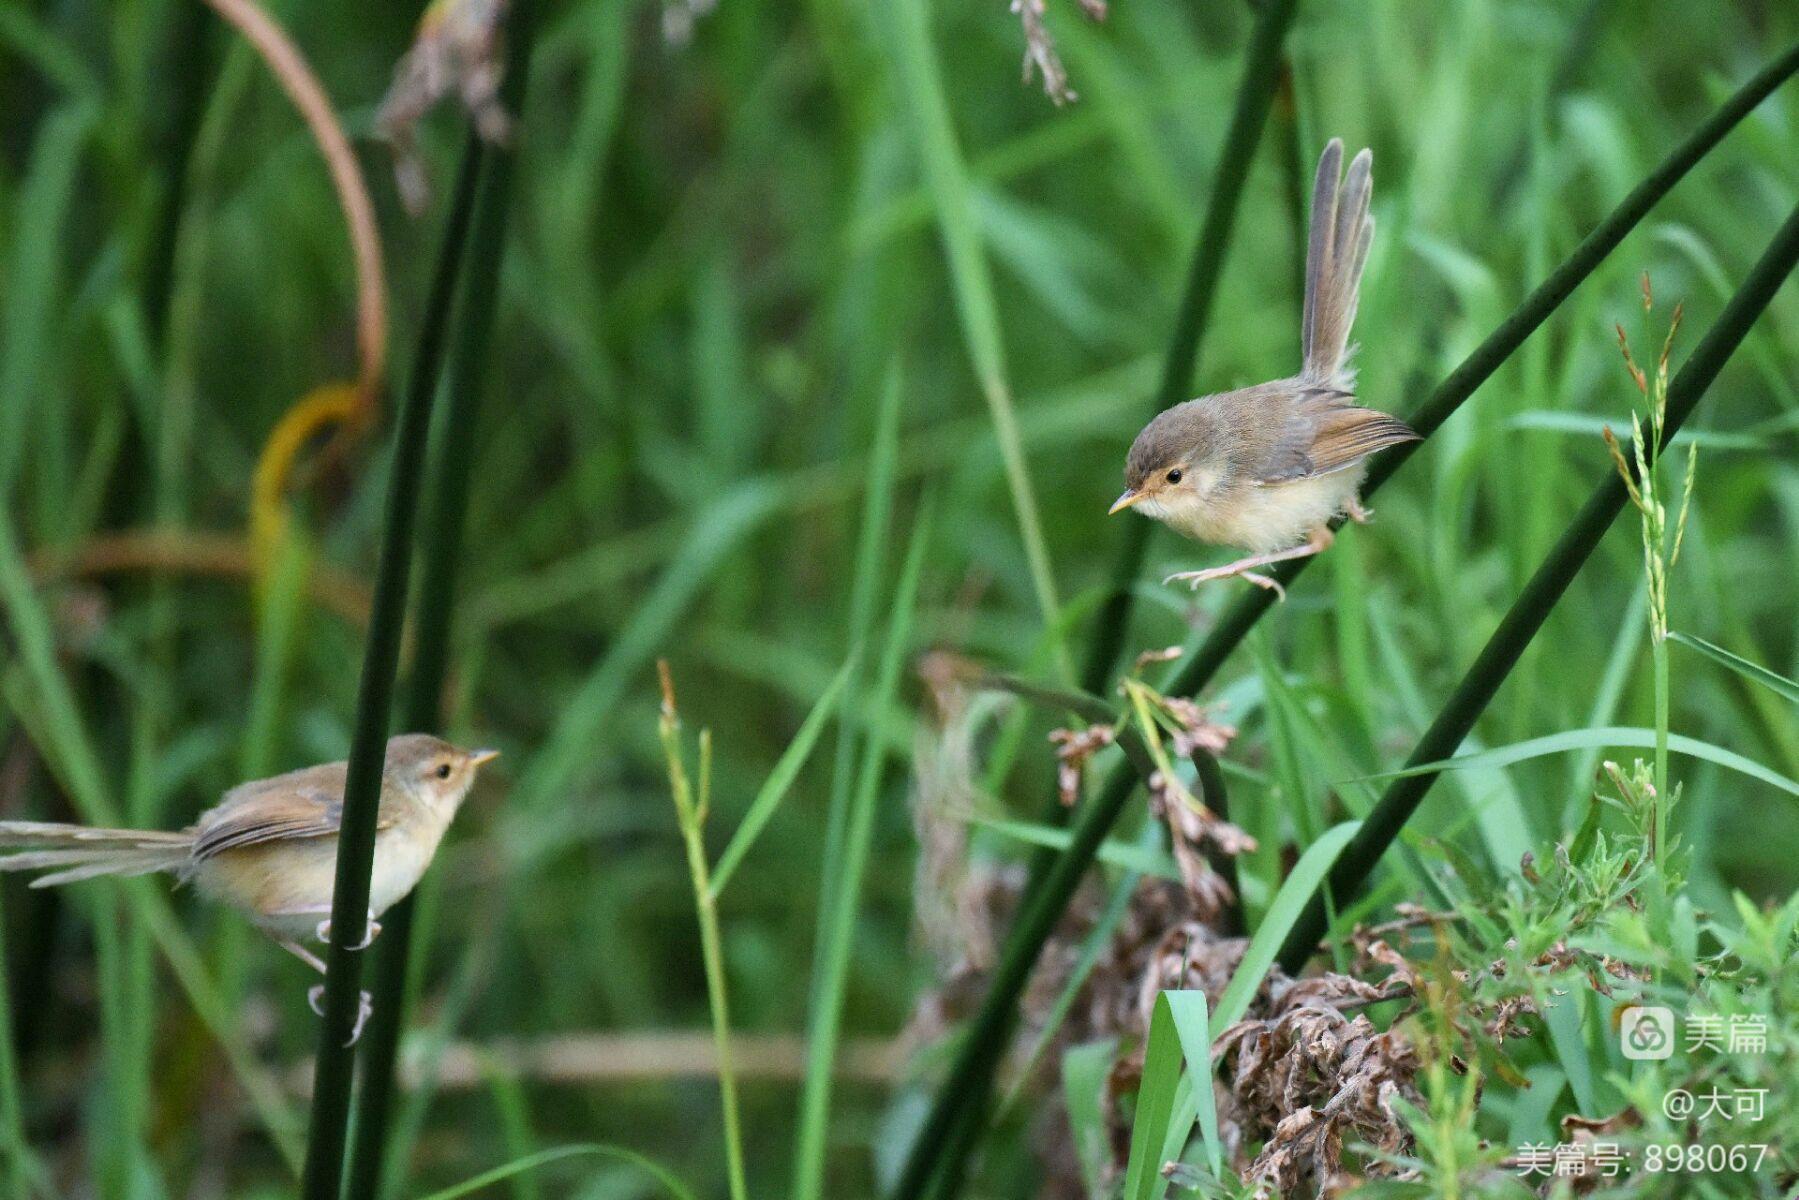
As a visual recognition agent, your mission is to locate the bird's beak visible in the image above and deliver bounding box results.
[1109,489,1145,516]
[468,748,501,768]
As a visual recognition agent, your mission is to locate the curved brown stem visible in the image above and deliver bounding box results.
[199,0,388,415]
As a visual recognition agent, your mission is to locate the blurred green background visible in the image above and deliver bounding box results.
[2,0,1798,1195]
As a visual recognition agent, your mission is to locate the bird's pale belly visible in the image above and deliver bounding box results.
[191,825,445,940]
[1160,466,1365,553]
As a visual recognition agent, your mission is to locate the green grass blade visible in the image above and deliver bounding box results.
[794,498,934,1200]
[0,508,304,1170]
[413,1144,697,1200]
[1060,1040,1118,1200]
[509,481,784,831]
[1003,862,1142,1117]
[1119,990,1217,1200]
[794,363,903,1194]
[0,890,42,1197]
[1357,726,1799,800]
[0,103,91,504]
[1214,821,1362,1027]
[880,0,1067,679]
[1669,630,1799,705]
[709,653,857,899]
[959,811,1180,881]
[1129,823,1359,1200]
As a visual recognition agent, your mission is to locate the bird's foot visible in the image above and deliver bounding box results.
[307,985,375,1046]
[1345,496,1373,524]
[1162,564,1287,601]
[1239,571,1287,601]
[314,914,381,950]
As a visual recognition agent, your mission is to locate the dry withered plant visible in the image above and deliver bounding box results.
[904,645,1754,1197]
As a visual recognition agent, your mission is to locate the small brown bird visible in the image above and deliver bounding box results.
[0,734,496,1042]
[1109,139,1418,597]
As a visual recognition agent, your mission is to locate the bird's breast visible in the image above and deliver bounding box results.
[1153,467,1365,553]
[190,813,451,937]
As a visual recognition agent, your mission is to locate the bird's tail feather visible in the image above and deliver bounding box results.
[0,821,192,887]
[1301,138,1374,390]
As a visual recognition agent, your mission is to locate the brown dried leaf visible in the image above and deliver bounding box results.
[1049,722,1116,807]
[377,0,512,216]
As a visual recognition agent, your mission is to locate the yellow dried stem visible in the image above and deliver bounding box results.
[248,383,358,572]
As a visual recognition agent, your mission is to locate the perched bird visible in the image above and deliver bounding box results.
[0,734,497,1042]
[1109,139,1418,597]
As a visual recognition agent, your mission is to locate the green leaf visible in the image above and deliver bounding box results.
[1120,991,1216,1200]
[1669,631,1799,705]
[1061,1040,1118,1200]
[1355,727,1799,800]
[1124,824,1360,1200]
[1215,822,1363,1029]
[880,0,1068,679]
[959,811,1182,881]
[794,499,934,1200]
[709,653,857,899]
[413,1144,696,1200]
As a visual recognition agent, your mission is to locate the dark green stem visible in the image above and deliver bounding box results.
[979,673,1115,726]
[891,750,1144,1200]
[1076,0,1302,698]
[298,106,495,1200]
[1276,194,1799,972]
[897,39,1799,1199]
[143,5,220,351]
[342,8,538,1198]
[1190,747,1242,936]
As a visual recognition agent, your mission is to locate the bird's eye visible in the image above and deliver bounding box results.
[435,763,452,780]
[1166,468,1184,485]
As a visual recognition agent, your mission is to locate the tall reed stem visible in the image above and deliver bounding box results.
[1276,194,1799,972]
[297,83,509,1200]
[342,7,539,1195]
[1077,0,1301,698]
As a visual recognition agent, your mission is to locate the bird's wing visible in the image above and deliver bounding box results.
[192,763,397,860]
[1252,400,1416,484]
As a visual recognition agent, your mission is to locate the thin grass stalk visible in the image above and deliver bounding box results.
[298,108,496,1200]
[793,497,934,1200]
[791,368,902,1200]
[657,680,747,1200]
[1272,197,1799,971]
[1076,0,1301,695]
[895,42,1799,1197]
[343,8,537,1187]
[883,0,1069,679]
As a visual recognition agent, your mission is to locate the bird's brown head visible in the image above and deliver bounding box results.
[385,734,500,811]
[1111,400,1229,522]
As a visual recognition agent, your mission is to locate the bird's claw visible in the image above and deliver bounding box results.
[1240,571,1287,601]
[314,915,381,951]
[1162,566,1286,601]
[307,985,375,1046]
[1345,497,1373,525]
